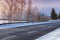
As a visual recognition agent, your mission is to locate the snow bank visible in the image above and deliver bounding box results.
[35,28,60,40]
[0,20,27,24]
[0,22,52,29]
[0,19,60,29]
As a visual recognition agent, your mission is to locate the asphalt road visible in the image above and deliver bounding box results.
[0,22,60,40]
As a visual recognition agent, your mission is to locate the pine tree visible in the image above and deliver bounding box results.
[58,13,60,19]
[51,8,57,20]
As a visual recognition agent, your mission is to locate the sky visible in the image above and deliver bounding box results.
[32,0,60,7]
[30,0,60,16]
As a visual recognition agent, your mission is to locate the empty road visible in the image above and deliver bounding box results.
[0,22,60,40]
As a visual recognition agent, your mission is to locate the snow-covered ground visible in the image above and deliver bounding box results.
[0,20,27,24]
[48,19,60,22]
[0,20,9,24]
[0,22,53,29]
[35,28,60,40]
[0,19,60,29]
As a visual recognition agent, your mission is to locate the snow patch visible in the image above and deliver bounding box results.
[35,28,60,40]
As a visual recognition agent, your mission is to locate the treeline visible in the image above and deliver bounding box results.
[1,0,60,22]
[1,0,25,20]
[51,8,60,20]
[1,0,48,22]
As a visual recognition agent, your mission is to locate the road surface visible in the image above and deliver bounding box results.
[0,22,60,40]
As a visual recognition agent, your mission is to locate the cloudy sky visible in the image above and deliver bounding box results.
[32,0,60,7]
[30,0,60,16]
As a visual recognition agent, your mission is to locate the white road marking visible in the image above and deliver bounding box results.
[1,35,16,40]
[27,31,38,34]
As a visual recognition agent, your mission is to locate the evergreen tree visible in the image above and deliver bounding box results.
[58,13,60,19]
[51,8,57,20]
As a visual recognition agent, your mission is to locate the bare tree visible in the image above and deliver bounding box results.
[27,0,32,21]
[1,10,7,20]
[5,0,25,21]
[30,6,40,22]
[16,0,25,20]
[5,0,13,20]
[37,13,40,21]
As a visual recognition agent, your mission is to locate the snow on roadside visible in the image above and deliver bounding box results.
[48,19,60,22]
[35,28,60,40]
[0,22,53,29]
[0,19,60,29]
